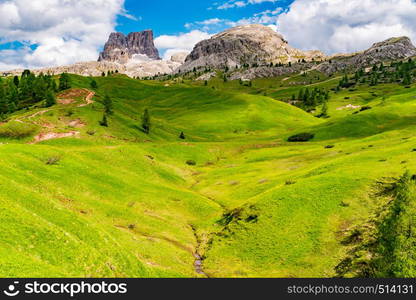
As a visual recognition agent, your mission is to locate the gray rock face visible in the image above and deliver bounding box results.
[229,63,315,81]
[98,30,160,63]
[178,24,325,73]
[317,37,416,74]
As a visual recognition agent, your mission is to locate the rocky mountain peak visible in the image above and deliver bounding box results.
[178,24,326,72]
[366,36,416,56]
[98,30,160,63]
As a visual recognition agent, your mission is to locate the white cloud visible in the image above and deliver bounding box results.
[155,30,212,60]
[276,0,416,54]
[215,0,277,10]
[0,0,129,71]
[185,8,282,32]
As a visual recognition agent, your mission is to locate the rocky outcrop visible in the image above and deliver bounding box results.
[178,24,326,73]
[229,63,315,81]
[98,30,160,63]
[170,52,189,64]
[4,54,182,79]
[317,37,416,74]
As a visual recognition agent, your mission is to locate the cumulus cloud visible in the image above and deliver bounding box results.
[276,0,416,54]
[154,30,212,60]
[0,0,128,71]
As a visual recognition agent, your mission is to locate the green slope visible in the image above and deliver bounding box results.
[0,71,415,278]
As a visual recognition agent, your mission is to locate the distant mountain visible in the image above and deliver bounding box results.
[178,24,326,73]
[317,37,416,74]
[98,30,160,63]
[175,25,416,81]
[2,25,415,81]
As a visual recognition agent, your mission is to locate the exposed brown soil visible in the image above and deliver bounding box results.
[78,90,95,107]
[58,99,74,105]
[68,119,86,128]
[31,131,80,144]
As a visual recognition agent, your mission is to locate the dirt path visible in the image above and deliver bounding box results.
[78,89,95,107]
[26,89,95,144]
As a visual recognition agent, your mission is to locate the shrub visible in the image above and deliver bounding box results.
[65,110,74,117]
[360,106,372,112]
[0,122,37,139]
[186,160,196,166]
[45,156,61,165]
[288,132,315,142]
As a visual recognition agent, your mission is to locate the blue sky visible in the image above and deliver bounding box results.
[0,0,416,70]
[119,0,294,36]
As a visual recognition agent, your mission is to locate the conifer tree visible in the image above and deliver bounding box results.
[142,109,151,134]
[59,73,71,91]
[103,94,113,115]
[45,90,56,107]
[13,76,19,87]
[99,113,108,127]
[90,79,98,89]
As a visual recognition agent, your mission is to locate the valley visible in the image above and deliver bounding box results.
[0,64,415,277]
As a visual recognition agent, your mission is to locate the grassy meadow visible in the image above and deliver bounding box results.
[0,68,415,277]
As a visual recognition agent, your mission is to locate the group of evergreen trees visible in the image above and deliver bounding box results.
[292,87,330,112]
[338,59,415,90]
[101,70,119,77]
[0,71,71,119]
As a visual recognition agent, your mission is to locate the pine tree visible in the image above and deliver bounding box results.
[321,101,329,118]
[59,73,71,91]
[298,89,304,101]
[22,69,31,78]
[7,81,18,112]
[13,76,19,87]
[32,75,47,101]
[103,94,113,115]
[99,113,108,127]
[90,79,98,89]
[403,73,412,86]
[45,90,56,107]
[0,79,7,114]
[142,109,151,134]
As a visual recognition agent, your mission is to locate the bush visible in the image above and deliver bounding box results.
[186,160,196,166]
[360,106,372,112]
[45,156,61,165]
[288,132,315,142]
[0,122,37,139]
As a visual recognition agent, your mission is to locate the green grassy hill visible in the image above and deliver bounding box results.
[0,69,415,277]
